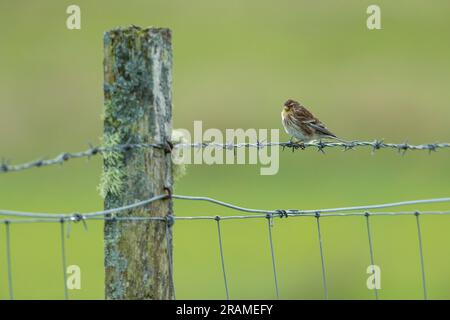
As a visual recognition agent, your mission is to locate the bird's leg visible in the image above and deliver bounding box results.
[293,140,306,150]
[288,137,295,152]
[287,137,305,151]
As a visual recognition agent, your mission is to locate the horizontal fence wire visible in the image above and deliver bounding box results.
[1,195,450,221]
[1,140,450,174]
[1,210,450,224]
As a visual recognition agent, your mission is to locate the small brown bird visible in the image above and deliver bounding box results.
[281,99,343,144]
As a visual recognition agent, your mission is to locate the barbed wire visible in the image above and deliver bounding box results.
[1,140,450,174]
[0,194,449,221]
[1,193,447,300]
[0,142,164,174]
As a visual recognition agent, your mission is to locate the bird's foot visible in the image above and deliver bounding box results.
[293,141,306,150]
[284,138,306,151]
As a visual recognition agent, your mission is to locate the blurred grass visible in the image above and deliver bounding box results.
[0,0,450,299]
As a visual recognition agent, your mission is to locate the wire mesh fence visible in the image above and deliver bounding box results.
[1,140,449,299]
[2,192,450,300]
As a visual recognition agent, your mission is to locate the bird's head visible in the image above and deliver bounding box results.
[283,99,300,112]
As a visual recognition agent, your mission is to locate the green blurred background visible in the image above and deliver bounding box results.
[1,0,450,299]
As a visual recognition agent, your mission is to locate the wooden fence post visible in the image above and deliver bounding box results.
[102,26,174,300]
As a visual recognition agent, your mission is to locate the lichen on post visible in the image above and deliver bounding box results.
[102,26,174,300]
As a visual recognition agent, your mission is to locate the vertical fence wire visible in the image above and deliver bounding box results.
[364,212,379,300]
[415,212,427,300]
[215,216,229,300]
[165,217,176,300]
[315,213,328,300]
[266,215,280,299]
[5,221,14,300]
[59,219,69,300]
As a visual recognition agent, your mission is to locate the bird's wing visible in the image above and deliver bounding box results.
[303,119,336,138]
[292,106,337,138]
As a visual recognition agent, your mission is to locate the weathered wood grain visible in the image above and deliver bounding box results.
[103,26,174,300]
